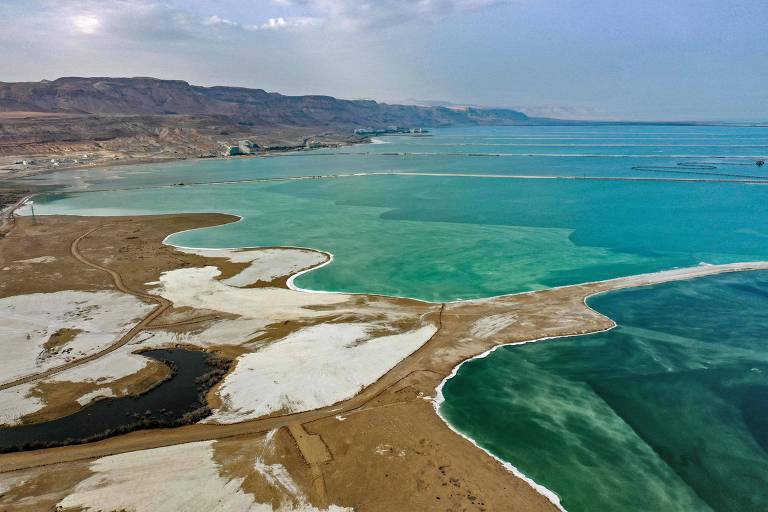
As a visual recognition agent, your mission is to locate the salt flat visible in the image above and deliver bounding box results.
[0,290,153,385]
[180,247,327,287]
[56,438,352,512]
[208,322,437,423]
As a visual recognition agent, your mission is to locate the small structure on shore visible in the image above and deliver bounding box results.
[238,140,256,154]
[303,137,324,149]
[220,140,261,157]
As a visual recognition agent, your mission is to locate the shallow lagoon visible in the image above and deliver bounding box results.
[26,125,768,301]
[439,271,768,512]
[32,171,768,301]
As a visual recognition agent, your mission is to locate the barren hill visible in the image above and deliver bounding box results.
[0,77,530,180]
[0,77,528,128]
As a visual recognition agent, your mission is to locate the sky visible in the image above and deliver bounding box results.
[1,0,766,121]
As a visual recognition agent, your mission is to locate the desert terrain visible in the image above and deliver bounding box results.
[1,207,766,510]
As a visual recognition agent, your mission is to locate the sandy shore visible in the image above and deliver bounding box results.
[1,213,766,511]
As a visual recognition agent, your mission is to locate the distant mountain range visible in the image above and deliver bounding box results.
[1,78,756,180]
[0,77,537,174]
[0,77,530,128]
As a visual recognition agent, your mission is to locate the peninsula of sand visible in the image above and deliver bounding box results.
[1,206,767,511]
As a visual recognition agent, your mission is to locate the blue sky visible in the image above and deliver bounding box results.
[1,0,766,120]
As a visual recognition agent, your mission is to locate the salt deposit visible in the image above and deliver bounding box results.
[76,387,116,406]
[13,256,57,264]
[56,441,266,512]
[151,266,348,320]
[0,383,43,426]
[180,247,327,287]
[208,322,437,423]
[0,290,153,384]
[149,318,272,347]
[470,313,519,338]
[56,440,352,512]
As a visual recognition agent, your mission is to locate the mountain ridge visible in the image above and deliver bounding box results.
[0,76,534,180]
[0,77,530,127]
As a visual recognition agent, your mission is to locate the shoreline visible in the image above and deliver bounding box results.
[19,170,768,213]
[431,266,768,512]
[278,244,768,510]
[429,261,768,510]
[432,293,620,512]
[21,185,768,306]
[4,141,767,204]
[161,210,768,304]
[0,134,369,185]
[3,212,768,510]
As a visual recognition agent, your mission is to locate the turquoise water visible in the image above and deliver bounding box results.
[21,125,768,508]
[31,171,768,301]
[439,271,768,512]
[20,125,768,193]
[25,126,768,301]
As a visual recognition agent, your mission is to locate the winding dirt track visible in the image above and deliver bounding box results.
[0,227,171,391]
[0,306,448,474]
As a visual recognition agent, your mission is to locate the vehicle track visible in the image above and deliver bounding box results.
[0,226,172,391]
[0,306,449,472]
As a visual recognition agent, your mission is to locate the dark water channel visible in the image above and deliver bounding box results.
[0,348,229,452]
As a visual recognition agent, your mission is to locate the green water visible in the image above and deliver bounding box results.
[30,172,768,301]
[20,125,768,193]
[20,125,768,508]
[439,272,768,511]
[25,125,768,301]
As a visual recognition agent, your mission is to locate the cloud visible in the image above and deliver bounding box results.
[21,0,507,47]
[70,15,101,35]
[272,0,508,29]
[43,1,319,42]
[204,14,321,32]
[45,1,207,40]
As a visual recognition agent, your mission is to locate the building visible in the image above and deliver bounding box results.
[221,140,262,157]
[221,144,241,156]
[238,140,254,155]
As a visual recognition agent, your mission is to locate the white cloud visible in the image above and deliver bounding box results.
[70,14,102,35]
[45,1,322,42]
[261,16,290,30]
[35,0,507,44]
[272,0,508,29]
[52,1,203,41]
[203,15,240,29]
[204,14,321,32]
